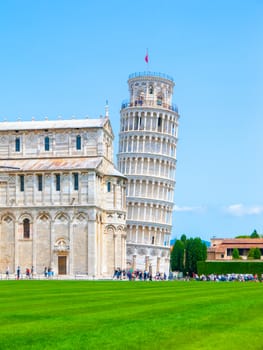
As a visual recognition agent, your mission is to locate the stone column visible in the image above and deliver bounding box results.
[142,136,146,153]
[60,173,64,205]
[161,116,164,133]
[32,216,37,275]
[153,159,156,177]
[68,172,73,204]
[131,136,134,152]
[142,227,145,244]
[87,211,96,277]
[145,159,149,176]
[121,232,126,270]
[50,219,55,273]
[153,228,157,245]
[139,180,142,197]
[135,158,138,174]
[157,181,160,199]
[22,133,25,156]
[129,157,132,174]
[69,219,74,275]
[150,112,153,131]
[132,113,135,130]
[98,218,104,277]
[48,174,53,205]
[114,232,122,270]
[160,136,164,155]
[149,204,153,225]
[157,257,160,273]
[148,227,151,245]
[68,133,72,156]
[145,180,149,198]
[87,173,95,205]
[132,254,136,271]
[135,219,139,243]
[143,203,147,222]
[131,203,135,221]
[14,219,19,271]
[145,255,149,271]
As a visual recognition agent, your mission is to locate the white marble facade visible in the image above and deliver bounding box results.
[117,72,179,276]
[0,117,126,278]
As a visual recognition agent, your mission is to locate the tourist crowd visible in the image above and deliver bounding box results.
[193,273,263,282]
[113,268,168,281]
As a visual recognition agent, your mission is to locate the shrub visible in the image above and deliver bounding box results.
[197,261,263,275]
[232,248,240,259]
[248,248,261,259]
[254,248,261,260]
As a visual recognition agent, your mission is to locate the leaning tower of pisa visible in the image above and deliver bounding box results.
[117,71,179,276]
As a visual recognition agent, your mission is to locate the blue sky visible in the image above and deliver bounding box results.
[0,0,262,241]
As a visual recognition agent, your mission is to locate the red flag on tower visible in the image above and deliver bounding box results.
[145,50,149,63]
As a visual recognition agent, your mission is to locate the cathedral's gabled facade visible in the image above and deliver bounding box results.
[0,117,127,278]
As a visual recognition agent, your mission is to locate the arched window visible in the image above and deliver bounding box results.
[20,175,25,192]
[15,137,20,152]
[55,174,61,191]
[73,173,79,190]
[158,117,162,131]
[149,85,153,94]
[107,181,111,192]
[23,218,30,239]
[44,136,50,151]
[38,174,43,191]
[134,115,139,130]
[136,90,144,106]
[76,135,81,150]
[151,236,155,245]
[157,94,163,106]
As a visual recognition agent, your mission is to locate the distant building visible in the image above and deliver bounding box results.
[117,72,179,275]
[207,238,263,260]
[0,117,127,278]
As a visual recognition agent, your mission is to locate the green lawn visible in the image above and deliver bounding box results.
[0,280,262,350]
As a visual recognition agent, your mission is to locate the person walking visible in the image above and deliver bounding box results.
[6,266,9,279]
[17,266,21,280]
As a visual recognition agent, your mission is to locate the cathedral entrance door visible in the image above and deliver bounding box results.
[58,256,67,275]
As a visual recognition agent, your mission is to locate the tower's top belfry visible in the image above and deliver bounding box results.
[122,71,177,113]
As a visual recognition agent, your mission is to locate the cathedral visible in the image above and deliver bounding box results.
[0,71,179,278]
[0,117,127,277]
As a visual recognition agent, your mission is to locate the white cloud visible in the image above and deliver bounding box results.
[173,205,206,213]
[224,204,263,216]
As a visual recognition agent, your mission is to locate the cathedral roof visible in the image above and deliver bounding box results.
[0,118,107,131]
[0,157,124,178]
[0,157,101,171]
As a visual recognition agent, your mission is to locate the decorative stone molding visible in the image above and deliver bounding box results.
[53,239,70,252]
[55,213,69,222]
[3,215,13,224]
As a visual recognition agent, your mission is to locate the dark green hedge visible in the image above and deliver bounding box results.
[197,261,263,275]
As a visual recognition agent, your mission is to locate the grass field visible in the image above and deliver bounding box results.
[0,280,262,350]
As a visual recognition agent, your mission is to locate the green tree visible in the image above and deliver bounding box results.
[232,248,240,259]
[180,234,187,244]
[170,240,184,271]
[185,237,207,276]
[248,247,261,259]
[250,230,260,238]
[254,248,261,259]
[248,248,255,259]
